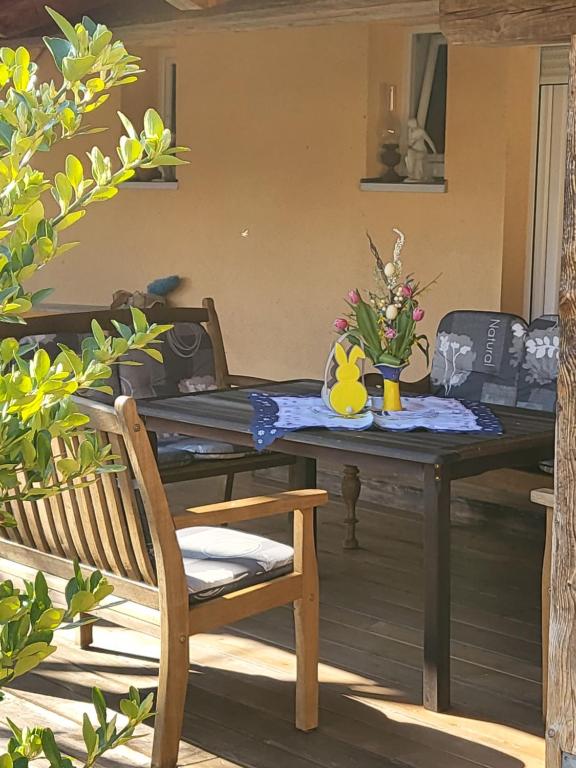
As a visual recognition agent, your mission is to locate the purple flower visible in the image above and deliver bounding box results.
[347,289,361,305]
[385,327,397,340]
[413,308,425,322]
[334,318,349,332]
[401,284,414,298]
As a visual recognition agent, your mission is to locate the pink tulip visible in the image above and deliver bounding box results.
[334,318,349,332]
[413,308,425,322]
[385,327,397,340]
[401,284,414,298]
[347,289,361,305]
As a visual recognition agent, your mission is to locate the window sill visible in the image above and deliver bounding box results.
[359,179,446,193]
[120,181,179,190]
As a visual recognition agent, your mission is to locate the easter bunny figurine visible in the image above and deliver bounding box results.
[329,343,368,416]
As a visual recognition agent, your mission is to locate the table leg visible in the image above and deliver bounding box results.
[290,457,318,543]
[423,463,451,712]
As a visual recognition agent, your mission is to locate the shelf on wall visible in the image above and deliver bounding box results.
[359,179,447,193]
[120,181,179,190]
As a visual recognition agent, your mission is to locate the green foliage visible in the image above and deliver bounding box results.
[0,9,180,766]
[0,9,187,523]
[0,570,153,768]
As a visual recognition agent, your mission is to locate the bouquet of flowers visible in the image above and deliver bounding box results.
[334,230,432,371]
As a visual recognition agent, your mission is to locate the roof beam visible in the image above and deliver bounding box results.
[163,0,230,9]
[103,0,438,41]
[440,0,576,45]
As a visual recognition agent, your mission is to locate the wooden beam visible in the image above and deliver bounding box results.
[112,0,438,41]
[546,32,576,768]
[440,0,576,45]
[0,0,110,39]
[163,0,230,9]
[2,0,437,45]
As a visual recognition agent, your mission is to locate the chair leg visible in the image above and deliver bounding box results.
[152,631,189,768]
[78,615,93,649]
[542,505,553,719]
[342,465,361,550]
[224,473,235,502]
[294,509,319,732]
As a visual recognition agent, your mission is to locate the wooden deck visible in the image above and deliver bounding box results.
[1,472,545,768]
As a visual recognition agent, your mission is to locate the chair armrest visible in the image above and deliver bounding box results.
[226,374,276,388]
[172,489,328,529]
[531,488,554,508]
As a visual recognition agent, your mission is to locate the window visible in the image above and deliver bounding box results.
[409,32,448,179]
[160,54,178,182]
[119,48,178,186]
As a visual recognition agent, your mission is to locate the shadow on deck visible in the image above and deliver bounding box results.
[3,472,545,768]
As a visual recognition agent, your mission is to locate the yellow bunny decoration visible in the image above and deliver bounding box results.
[328,342,368,416]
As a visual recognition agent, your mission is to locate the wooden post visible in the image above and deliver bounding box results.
[546,33,576,768]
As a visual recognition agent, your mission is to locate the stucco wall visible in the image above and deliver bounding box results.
[30,23,538,381]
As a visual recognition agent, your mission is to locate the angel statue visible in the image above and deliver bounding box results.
[405,117,437,182]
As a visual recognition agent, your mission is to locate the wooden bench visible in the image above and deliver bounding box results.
[0,300,297,497]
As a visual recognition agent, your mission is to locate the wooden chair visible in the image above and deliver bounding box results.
[0,395,328,768]
[5,300,296,498]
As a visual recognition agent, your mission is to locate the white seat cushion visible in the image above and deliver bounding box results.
[177,526,294,604]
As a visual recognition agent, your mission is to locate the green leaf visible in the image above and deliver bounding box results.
[35,608,64,631]
[0,753,13,768]
[91,319,106,347]
[62,54,96,83]
[82,713,97,754]
[89,186,118,202]
[12,66,29,92]
[143,108,164,139]
[130,307,147,334]
[30,288,54,307]
[119,136,142,164]
[92,687,107,728]
[14,47,30,68]
[117,111,137,139]
[65,154,83,191]
[42,37,73,70]
[68,590,96,615]
[54,210,85,232]
[45,7,79,49]
[148,155,187,167]
[143,348,163,363]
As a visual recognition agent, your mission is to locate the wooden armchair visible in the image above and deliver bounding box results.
[5,300,296,499]
[0,396,328,768]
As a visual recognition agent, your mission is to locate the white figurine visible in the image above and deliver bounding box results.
[405,118,436,182]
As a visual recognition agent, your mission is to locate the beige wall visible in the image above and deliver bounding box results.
[30,23,539,381]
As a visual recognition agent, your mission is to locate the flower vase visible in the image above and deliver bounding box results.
[374,363,406,412]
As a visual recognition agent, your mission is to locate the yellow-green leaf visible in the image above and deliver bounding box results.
[54,210,85,232]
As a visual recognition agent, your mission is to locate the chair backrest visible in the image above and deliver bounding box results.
[516,314,559,412]
[0,396,187,609]
[0,300,231,398]
[429,310,528,406]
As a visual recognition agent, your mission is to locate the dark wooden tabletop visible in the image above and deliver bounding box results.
[138,379,555,474]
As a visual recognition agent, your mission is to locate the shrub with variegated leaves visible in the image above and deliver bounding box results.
[0,8,187,766]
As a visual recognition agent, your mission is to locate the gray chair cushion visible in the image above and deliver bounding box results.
[119,322,217,398]
[157,436,257,469]
[430,310,527,406]
[516,315,559,412]
[177,526,293,603]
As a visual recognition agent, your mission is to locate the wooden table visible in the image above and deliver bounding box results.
[137,379,555,713]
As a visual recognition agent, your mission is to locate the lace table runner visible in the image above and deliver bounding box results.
[249,393,503,450]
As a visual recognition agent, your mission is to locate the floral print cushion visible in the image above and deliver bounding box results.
[118,322,217,399]
[516,315,559,412]
[430,311,527,406]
